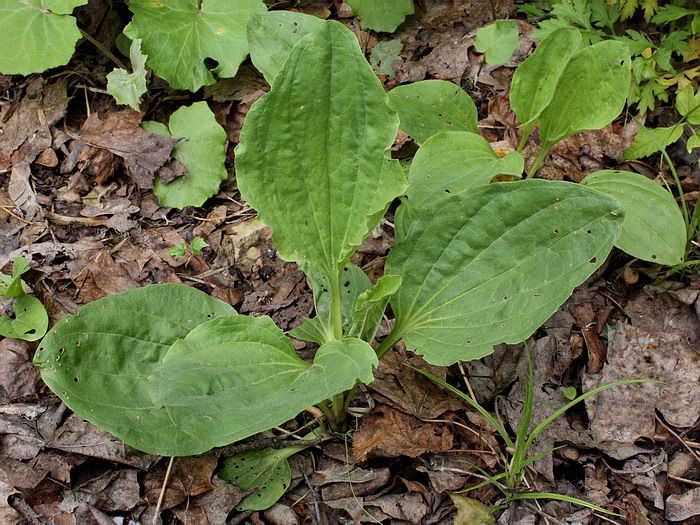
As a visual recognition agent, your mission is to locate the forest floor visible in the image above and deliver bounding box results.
[1,1,699,524]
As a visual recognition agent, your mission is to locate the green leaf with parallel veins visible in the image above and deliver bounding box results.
[153,323,377,450]
[624,125,683,160]
[348,274,402,341]
[538,40,631,149]
[346,0,414,32]
[0,295,48,341]
[144,101,227,209]
[581,170,685,265]
[388,80,478,143]
[123,0,266,91]
[474,20,520,66]
[220,444,309,511]
[247,11,323,85]
[36,284,377,456]
[236,21,406,279]
[407,131,524,208]
[35,284,236,456]
[386,180,623,366]
[510,27,582,134]
[0,0,87,75]
[107,38,148,111]
[289,263,372,345]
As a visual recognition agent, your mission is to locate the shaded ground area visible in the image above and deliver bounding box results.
[1,0,699,523]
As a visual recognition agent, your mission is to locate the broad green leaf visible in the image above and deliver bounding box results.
[289,263,373,345]
[651,5,694,24]
[348,274,402,341]
[0,295,48,341]
[0,257,31,299]
[220,445,309,511]
[247,11,323,85]
[624,125,683,160]
[123,0,267,91]
[106,38,148,111]
[581,170,685,265]
[346,0,414,32]
[0,0,87,75]
[687,134,700,153]
[474,20,520,66]
[370,39,403,79]
[538,40,631,149]
[407,131,524,208]
[675,85,700,125]
[386,180,623,366]
[236,21,406,279]
[35,284,236,456]
[153,323,377,451]
[510,27,581,134]
[37,284,377,456]
[144,101,227,209]
[388,80,478,143]
[189,236,209,254]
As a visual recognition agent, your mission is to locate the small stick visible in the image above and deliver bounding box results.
[153,456,175,525]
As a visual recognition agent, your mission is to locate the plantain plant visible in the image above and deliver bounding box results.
[34,18,685,510]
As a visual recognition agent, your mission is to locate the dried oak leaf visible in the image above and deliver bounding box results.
[143,456,218,511]
[74,109,180,189]
[352,404,454,462]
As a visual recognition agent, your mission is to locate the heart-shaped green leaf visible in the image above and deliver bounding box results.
[386,180,623,366]
[346,0,414,32]
[581,170,686,265]
[474,20,520,66]
[510,27,582,134]
[388,80,478,144]
[36,284,377,456]
[0,0,87,74]
[538,40,630,149]
[0,295,48,341]
[123,0,266,91]
[247,11,323,84]
[407,131,524,207]
[144,101,227,209]
[1,257,31,299]
[236,21,406,278]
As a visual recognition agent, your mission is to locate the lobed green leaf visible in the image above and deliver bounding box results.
[123,0,266,91]
[474,20,520,66]
[107,38,148,111]
[346,0,414,32]
[145,101,228,209]
[386,180,624,366]
[0,0,87,75]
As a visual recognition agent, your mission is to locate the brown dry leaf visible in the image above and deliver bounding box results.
[624,282,700,346]
[143,456,218,511]
[352,404,454,462]
[666,487,700,521]
[573,302,607,374]
[324,492,429,523]
[369,349,465,419]
[417,0,515,30]
[319,468,391,501]
[0,457,46,490]
[79,197,140,233]
[0,77,69,168]
[68,249,141,303]
[583,323,700,441]
[60,469,141,513]
[0,480,22,525]
[8,162,40,223]
[0,339,43,402]
[172,476,251,525]
[610,451,667,509]
[73,109,179,189]
[49,415,156,470]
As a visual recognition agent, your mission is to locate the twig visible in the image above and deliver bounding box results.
[656,414,700,465]
[153,456,175,525]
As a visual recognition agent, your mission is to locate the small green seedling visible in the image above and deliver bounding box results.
[1,257,48,341]
[34,18,685,512]
[412,354,656,516]
[167,236,209,259]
